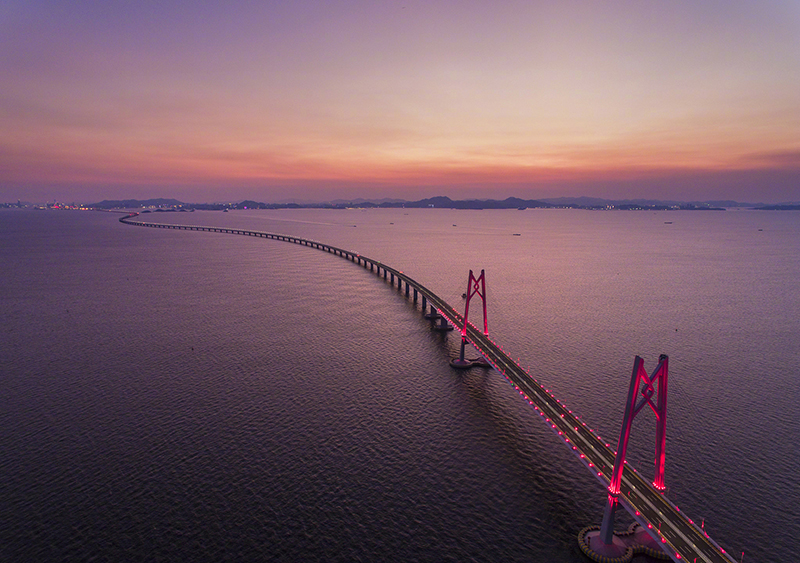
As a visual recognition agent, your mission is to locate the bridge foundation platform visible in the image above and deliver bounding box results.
[578,523,669,563]
[449,357,491,369]
[450,338,491,369]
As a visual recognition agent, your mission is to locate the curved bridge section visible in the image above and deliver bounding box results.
[120,213,736,563]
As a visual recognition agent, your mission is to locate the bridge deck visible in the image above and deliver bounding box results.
[119,214,735,563]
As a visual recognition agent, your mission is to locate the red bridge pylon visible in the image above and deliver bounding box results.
[450,269,489,369]
[599,354,669,545]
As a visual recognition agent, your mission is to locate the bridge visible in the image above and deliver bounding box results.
[120,213,737,563]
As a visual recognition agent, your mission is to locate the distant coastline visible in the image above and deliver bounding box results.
[5,195,799,211]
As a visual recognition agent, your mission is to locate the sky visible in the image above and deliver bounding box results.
[1,0,799,204]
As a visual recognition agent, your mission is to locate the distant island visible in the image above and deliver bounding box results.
[5,196,799,211]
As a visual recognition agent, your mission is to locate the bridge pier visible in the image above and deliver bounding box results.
[450,336,473,368]
[432,315,453,331]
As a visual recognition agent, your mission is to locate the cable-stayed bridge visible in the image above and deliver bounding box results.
[120,213,737,563]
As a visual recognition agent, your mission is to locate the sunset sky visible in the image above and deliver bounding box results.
[2,1,799,203]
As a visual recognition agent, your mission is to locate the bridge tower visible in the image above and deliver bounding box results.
[450,269,488,369]
[587,355,669,554]
[580,355,670,562]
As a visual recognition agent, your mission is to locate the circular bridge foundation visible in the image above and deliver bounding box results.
[578,523,670,563]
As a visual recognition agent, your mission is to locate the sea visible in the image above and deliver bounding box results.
[1,207,798,563]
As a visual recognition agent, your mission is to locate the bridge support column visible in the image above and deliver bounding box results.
[433,315,453,331]
[413,288,418,303]
[421,295,427,310]
[599,493,621,545]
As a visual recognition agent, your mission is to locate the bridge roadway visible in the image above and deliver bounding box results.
[120,213,736,563]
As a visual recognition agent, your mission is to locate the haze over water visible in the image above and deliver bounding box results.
[1,208,798,562]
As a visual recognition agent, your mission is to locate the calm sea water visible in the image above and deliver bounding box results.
[1,208,798,562]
